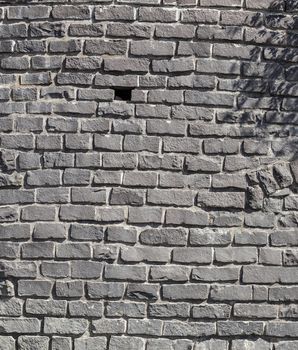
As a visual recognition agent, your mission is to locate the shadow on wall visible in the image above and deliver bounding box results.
[229,0,298,162]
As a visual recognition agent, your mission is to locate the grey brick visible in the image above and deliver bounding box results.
[163,320,215,337]
[106,301,146,318]
[112,120,143,134]
[26,169,61,187]
[49,40,81,54]
[93,244,116,262]
[71,188,106,205]
[166,208,208,226]
[131,40,174,56]
[267,322,298,338]
[246,0,284,10]
[245,213,275,228]
[36,135,62,151]
[218,321,264,337]
[0,318,40,334]
[0,207,18,223]
[85,39,127,55]
[197,191,245,209]
[21,72,51,85]
[69,301,103,317]
[210,285,252,301]
[155,24,195,38]
[234,230,267,246]
[55,281,84,299]
[98,102,134,118]
[56,243,91,259]
[215,247,257,264]
[104,58,149,73]
[22,242,54,259]
[185,156,222,173]
[95,5,135,20]
[192,267,240,282]
[109,336,145,350]
[150,266,189,282]
[74,337,107,350]
[136,104,170,119]
[52,337,71,350]
[44,318,88,335]
[15,40,46,54]
[128,319,162,336]
[18,280,52,297]
[123,171,157,187]
[140,228,187,246]
[0,242,19,259]
[195,340,229,350]
[96,208,125,223]
[32,56,62,70]
[147,189,194,206]
[105,265,146,282]
[52,5,90,19]
[78,89,113,102]
[69,23,104,37]
[148,90,183,104]
[30,23,65,38]
[63,169,90,186]
[106,226,137,244]
[121,247,170,263]
[0,298,22,317]
[128,207,163,224]
[36,188,69,204]
[0,224,30,241]
[1,134,34,150]
[102,153,137,169]
[82,119,110,133]
[269,287,298,302]
[214,43,261,60]
[163,136,201,153]
[18,335,49,350]
[21,206,56,222]
[107,23,151,38]
[93,170,121,185]
[92,319,126,335]
[0,24,27,38]
[0,281,14,297]
[162,284,208,301]
[71,261,103,279]
[33,223,67,240]
[149,303,189,318]
[126,284,159,301]
[192,305,231,320]
[0,189,33,205]
[0,337,15,350]
[233,304,277,319]
[87,282,125,299]
[152,58,195,73]
[13,88,38,102]
[260,247,282,265]
[70,224,104,242]
[41,262,70,279]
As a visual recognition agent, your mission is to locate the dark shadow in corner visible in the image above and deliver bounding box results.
[227,0,298,163]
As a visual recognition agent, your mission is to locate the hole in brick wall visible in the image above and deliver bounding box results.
[113,88,133,101]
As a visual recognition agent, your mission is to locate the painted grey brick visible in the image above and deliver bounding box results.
[0,0,295,346]
[44,318,88,335]
[55,281,84,299]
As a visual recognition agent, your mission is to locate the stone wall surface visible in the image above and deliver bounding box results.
[0,0,297,348]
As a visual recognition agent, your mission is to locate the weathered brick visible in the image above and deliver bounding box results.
[44,318,88,335]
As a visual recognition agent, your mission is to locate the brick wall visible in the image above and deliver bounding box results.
[0,0,298,349]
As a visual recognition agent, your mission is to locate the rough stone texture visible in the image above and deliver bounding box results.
[0,0,297,348]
